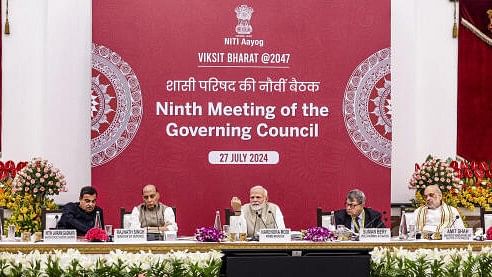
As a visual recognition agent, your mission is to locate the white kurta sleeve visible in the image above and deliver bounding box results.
[164,206,178,231]
[275,208,286,229]
[129,206,142,229]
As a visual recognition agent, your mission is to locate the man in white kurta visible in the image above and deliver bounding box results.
[230,185,285,237]
[128,184,178,232]
[414,185,464,233]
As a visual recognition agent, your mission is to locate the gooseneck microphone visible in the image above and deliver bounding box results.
[252,211,258,237]
[450,215,460,228]
[142,205,148,228]
[155,207,160,230]
[268,210,278,228]
[364,214,385,229]
[248,211,263,241]
[256,210,268,228]
[54,215,60,229]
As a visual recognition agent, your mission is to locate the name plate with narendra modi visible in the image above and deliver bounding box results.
[259,228,291,242]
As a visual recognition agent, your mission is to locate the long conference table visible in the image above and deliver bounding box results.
[1,240,492,277]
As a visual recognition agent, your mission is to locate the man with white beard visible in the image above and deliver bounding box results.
[230,185,285,237]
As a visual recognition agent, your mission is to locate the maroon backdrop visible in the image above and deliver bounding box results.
[457,0,492,160]
[92,0,391,235]
[1,3,2,154]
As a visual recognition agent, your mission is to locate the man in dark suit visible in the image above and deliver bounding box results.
[334,189,384,233]
[57,186,104,236]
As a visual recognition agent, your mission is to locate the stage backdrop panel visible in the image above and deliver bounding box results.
[92,0,391,234]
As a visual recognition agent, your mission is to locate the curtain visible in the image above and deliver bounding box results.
[457,0,492,160]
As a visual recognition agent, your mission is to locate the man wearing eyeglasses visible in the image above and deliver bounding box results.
[414,184,464,233]
[334,189,385,233]
[128,184,178,232]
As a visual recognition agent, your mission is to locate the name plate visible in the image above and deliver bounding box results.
[259,228,291,242]
[163,231,177,241]
[442,228,473,240]
[114,228,147,242]
[43,229,77,242]
[359,228,391,241]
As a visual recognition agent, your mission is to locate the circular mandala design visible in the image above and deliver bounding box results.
[343,48,392,168]
[91,43,143,167]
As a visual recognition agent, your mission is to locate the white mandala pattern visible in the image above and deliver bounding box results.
[343,48,392,168]
[91,43,143,167]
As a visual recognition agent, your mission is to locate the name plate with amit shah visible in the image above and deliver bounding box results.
[359,228,391,241]
[43,229,77,242]
[114,228,147,242]
[442,228,473,241]
[259,228,291,242]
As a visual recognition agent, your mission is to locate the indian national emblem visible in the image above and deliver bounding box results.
[235,4,254,35]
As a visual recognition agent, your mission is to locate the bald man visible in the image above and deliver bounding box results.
[129,184,178,232]
[231,185,285,237]
[414,185,464,233]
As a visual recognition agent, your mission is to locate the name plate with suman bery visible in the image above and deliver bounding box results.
[442,228,473,241]
[359,228,391,241]
[43,229,77,242]
[114,228,147,242]
[259,228,291,242]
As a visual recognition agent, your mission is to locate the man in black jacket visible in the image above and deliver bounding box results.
[334,189,384,233]
[57,186,104,236]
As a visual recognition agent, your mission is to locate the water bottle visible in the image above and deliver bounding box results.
[213,210,222,231]
[94,210,102,229]
[329,211,336,231]
[399,211,408,240]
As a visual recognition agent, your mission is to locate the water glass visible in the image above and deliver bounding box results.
[223,225,230,241]
[336,225,346,235]
[408,224,416,240]
[104,224,113,236]
[7,224,16,240]
[336,225,350,240]
[21,231,31,242]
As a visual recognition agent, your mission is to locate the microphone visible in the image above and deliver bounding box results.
[364,213,385,229]
[374,220,385,228]
[142,207,150,240]
[256,210,268,228]
[268,210,278,228]
[155,205,165,240]
[449,215,460,228]
[252,210,258,238]
[248,211,263,241]
[53,215,60,229]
